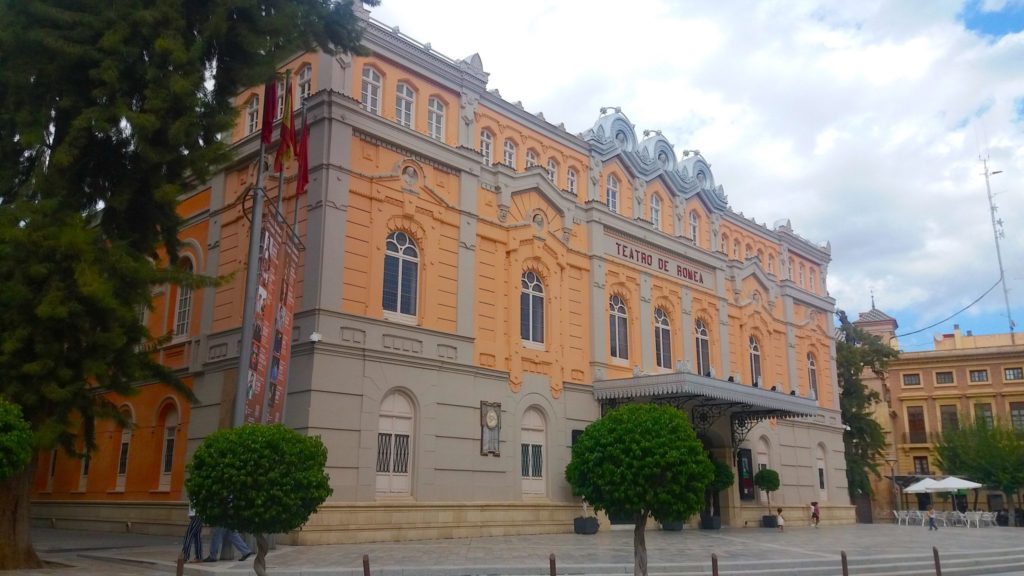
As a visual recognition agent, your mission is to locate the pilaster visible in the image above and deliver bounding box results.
[784,295,797,393]
[640,272,653,373]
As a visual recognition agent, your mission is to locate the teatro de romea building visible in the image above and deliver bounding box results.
[31,10,854,542]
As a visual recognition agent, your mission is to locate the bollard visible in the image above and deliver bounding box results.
[175,553,185,576]
[711,553,719,576]
[549,552,556,576]
[841,550,849,576]
[363,553,370,576]
[933,546,942,576]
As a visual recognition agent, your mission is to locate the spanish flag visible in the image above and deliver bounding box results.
[296,105,309,196]
[273,71,295,172]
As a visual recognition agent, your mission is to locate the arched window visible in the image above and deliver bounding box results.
[749,335,762,386]
[816,444,828,501]
[745,244,753,259]
[720,233,729,254]
[479,130,493,165]
[808,353,818,400]
[757,436,771,504]
[503,139,517,169]
[733,239,740,259]
[609,295,629,360]
[427,97,445,141]
[521,408,546,496]
[650,195,662,230]
[383,231,419,317]
[376,391,414,496]
[695,320,711,377]
[297,64,313,102]
[799,263,806,286]
[360,66,381,115]
[276,78,286,118]
[546,158,557,185]
[158,404,178,490]
[395,82,415,128]
[246,96,260,135]
[567,168,577,194]
[115,407,133,491]
[768,255,775,274]
[654,308,672,369]
[174,258,194,337]
[520,271,545,344]
[606,175,619,213]
[809,268,817,293]
[526,149,538,168]
[788,258,795,281]
[689,210,699,242]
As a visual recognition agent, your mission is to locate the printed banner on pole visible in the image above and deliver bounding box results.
[242,211,282,424]
[264,217,299,425]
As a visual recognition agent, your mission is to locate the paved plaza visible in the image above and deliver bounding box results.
[10,523,1024,575]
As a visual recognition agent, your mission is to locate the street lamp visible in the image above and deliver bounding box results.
[885,456,899,512]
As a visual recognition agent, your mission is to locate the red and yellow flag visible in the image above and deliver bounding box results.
[296,106,309,196]
[273,71,295,171]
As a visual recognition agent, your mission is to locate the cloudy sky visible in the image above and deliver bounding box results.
[371,0,1024,351]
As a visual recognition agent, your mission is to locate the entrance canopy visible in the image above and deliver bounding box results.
[593,372,820,447]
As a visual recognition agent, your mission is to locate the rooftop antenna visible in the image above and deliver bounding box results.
[870,289,876,310]
[981,155,1016,344]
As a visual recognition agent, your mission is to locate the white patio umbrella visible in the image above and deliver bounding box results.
[926,476,983,512]
[903,478,940,493]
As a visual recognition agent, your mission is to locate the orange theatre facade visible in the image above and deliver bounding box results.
[31,10,854,542]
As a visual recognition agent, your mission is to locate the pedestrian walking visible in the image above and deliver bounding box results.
[810,501,820,528]
[203,526,253,562]
[180,503,203,563]
[927,505,938,531]
[777,507,785,532]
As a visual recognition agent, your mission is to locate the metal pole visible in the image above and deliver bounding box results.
[982,157,1016,344]
[362,553,370,576]
[233,140,268,428]
[933,546,942,576]
[841,550,849,576]
[711,553,719,576]
[549,553,556,576]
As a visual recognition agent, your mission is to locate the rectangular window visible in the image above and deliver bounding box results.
[975,403,994,428]
[1011,402,1024,432]
[935,371,954,385]
[392,434,410,474]
[520,443,543,478]
[939,405,959,433]
[818,467,825,490]
[902,373,921,386]
[1004,367,1023,381]
[913,456,930,475]
[907,406,927,443]
[117,440,130,476]
[969,369,989,383]
[162,432,175,474]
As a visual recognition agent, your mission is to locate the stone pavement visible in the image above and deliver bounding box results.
[12,523,1024,575]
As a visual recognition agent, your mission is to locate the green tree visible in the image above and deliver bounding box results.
[185,424,332,576]
[835,310,898,499]
[936,420,1024,519]
[704,458,735,517]
[0,1,375,568]
[565,404,713,576]
[0,398,32,480]
[753,467,780,515]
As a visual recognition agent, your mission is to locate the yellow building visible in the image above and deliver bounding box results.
[857,310,1024,517]
[33,9,854,541]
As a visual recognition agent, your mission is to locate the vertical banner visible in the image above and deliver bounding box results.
[737,448,755,500]
[242,209,288,423]
[264,220,299,425]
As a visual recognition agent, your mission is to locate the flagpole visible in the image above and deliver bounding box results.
[234,143,267,428]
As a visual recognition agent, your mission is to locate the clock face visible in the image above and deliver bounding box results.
[485,408,498,429]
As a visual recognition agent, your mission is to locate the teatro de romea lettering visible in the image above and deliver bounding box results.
[31,9,854,541]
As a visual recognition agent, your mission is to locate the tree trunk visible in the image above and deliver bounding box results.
[253,533,268,576]
[0,461,42,569]
[632,512,647,576]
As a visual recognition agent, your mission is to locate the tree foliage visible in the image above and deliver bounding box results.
[0,0,376,568]
[0,398,32,481]
[566,404,712,576]
[835,310,898,498]
[936,420,1024,516]
[185,424,332,575]
[753,467,780,514]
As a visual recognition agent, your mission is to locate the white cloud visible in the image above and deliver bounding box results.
[370,0,1024,346]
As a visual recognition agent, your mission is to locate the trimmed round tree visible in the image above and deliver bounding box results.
[753,467,780,516]
[565,404,713,576]
[185,424,332,576]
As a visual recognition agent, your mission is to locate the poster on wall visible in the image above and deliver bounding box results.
[737,448,755,500]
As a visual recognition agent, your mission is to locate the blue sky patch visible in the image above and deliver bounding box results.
[961,0,1024,37]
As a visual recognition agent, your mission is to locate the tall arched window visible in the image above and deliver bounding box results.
[376,391,414,496]
[520,271,545,344]
[479,130,493,165]
[360,66,381,115]
[158,404,178,490]
[174,258,194,337]
[809,268,817,293]
[807,353,818,400]
[733,239,740,259]
[690,211,700,242]
[503,139,517,169]
[383,231,419,317]
[720,233,729,254]
[115,407,133,491]
[521,408,546,496]
[246,96,260,135]
[695,320,711,377]
[395,82,415,128]
[609,295,629,360]
[526,149,538,168]
[799,263,806,286]
[654,308,672,369]
[650,195,662,230]
[546,158,558,184]
[276,78,286,117]
[427,97,445,141]
[816,444,828,501]
[606,176,619,213]
[297,64,313,102]
[567,168,577,194]
[768,255,775,274]
[749,336,762,386]
[788,258,795,280]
